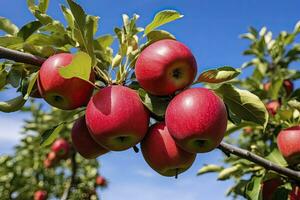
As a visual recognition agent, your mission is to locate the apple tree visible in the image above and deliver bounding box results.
[0,0,299,200]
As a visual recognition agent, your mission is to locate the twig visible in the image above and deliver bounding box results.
[0,46,46,66]
[61,152,77,200]
[218,142,300,181]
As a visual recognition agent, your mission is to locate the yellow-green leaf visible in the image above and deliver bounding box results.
[196,66,241,83]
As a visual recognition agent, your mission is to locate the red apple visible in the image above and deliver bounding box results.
[47,151,57,162]
[71,116,109,159]
[43,158,52,168]
[96,176,107,187]
[51,138,70,159]
[261,178,283,200]
[141,122,196,177]
[86,85,150,151]
[290,186,300,200]
[38,53,95,110]
[135,39,197,96]
[34,190,47,200]
[165,88,227,153]
[263,82,271,92]
[283,79,294,96]
[277,125,300,165]
[266,100,280,116]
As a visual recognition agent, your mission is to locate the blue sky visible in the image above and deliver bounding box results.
[1,0,300,199]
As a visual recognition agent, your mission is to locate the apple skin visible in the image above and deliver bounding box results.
[86,85,150,151]
[283,79,294,96]
[34,190,47,200]
[71,116,109,159]
[262,178,283,200]
[266,100,280,116]
[141,122,196,177]
[96,176,107,187]
[135,39,197,96]
[51,138,70,159]
[38,53,95,110]
[165,88,227,153]
[277,125,300,165]
[290,186,300,200]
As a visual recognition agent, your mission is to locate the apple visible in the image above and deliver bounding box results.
[71,116,109,159]
[283,79,294,96]
[266,100,280,116]
[96,176,107,187]
[263,82,271,92]
[86,85,150,151]
[165,88,227,153]
[261,178,282,200]
[290,186,300,200]
[277,125,300,165]
[51,138,70,159]
[43,158,52,168]
[135,39,197,96]
[34,190,47,200]
[141,122,196,177]
[38,53,95,110]
[47,151,57,162]
[243,127,253,134]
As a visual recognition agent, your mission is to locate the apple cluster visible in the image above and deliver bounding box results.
[37,39,228,177]
[44,138,71,168]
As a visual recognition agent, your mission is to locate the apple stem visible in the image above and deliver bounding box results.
[175,168,179,179]
[133,146,139,153]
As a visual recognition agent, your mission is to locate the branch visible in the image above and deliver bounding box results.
[61,152,77,200]
[218,142,300,181]
[0,46,46,66]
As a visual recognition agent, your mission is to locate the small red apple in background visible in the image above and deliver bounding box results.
[165,88,227,153]
[51,138,70,159]
[43,158,53,168]
[71,116,109,159]
[263,82,271,92]
[135,39,197,96]
[86,85,150,151]
[243,127,253,134]
[34,190,47,200]
[38,53,95,110]
[261,178,283,200]
[47,151,57,162]
[283,79,294,96]
[141,122,196,177]
[96,176,107,187]
[266,100,281,116]
[277,125,300,165]
[290,186,300,200]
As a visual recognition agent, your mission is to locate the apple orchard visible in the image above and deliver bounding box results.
[0,0,300,200]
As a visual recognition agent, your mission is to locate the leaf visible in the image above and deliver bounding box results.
[0,70,7,89]
[138,89,169,117]
[215,84,269,129]
[96,35,114,48]
[218,165,241,180]
[7,69,22,88]
[38,0,49,13]
[61,5,75,28]
[24,72,38,100]
[146,30,175,44]
[40,123,64,147]
[0,36,23,47]
[0,17,18,35]
[288,99,300,111]
[265,148,287,167]
[197,165,223,175]
[111,54,122,68]
[245,176,263,200]
[144,10,183,35]
[196,66,241,83]
[17,21,43,40]
[59,51,92,81]
[0,95,26,113]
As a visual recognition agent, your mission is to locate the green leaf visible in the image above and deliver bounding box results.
[67,0,86,31]
[288,99,300,111]
[245,176,263,200]
[146,30,175,44]
[38,0,49,13]
[0,70,7,89]
[197,165,223,175]
[0,36,23,47]
[96,35,114,48]
[59,51,92,82]
[138,89,169,117]
[25,33,67,47]
[215,84,269,129]
[0,17,18,35]
[7,69,22,88]
[144,10,183,35]
[265,148,287,167]
[218,165,241,180]
[17,21,43,40]
[61,5,75,28]
[24,72,38,100]
[40,123,64,147]
[0,95,26,113]
[196,66,241,83]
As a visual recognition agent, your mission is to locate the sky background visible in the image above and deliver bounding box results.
[1,0,300,199]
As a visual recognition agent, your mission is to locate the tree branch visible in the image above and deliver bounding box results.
[0,46,46,66]
[61,152,77,200]
[218,142,300,181]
